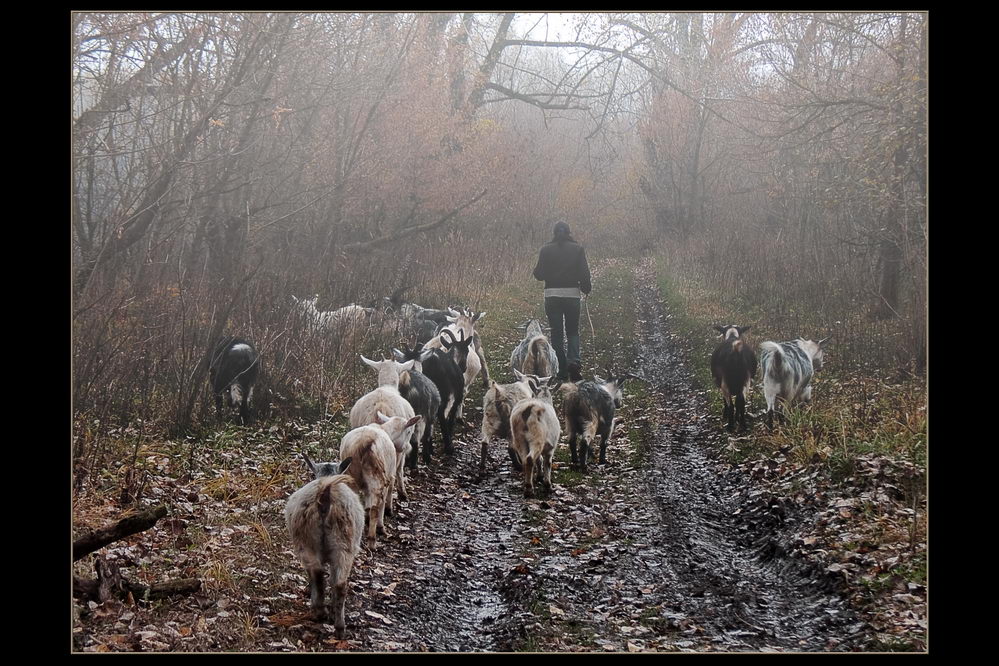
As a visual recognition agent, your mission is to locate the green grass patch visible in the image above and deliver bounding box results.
[653,254,927,478]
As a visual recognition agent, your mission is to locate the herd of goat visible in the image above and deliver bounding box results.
[207,295,830,636]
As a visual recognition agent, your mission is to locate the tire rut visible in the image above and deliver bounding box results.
[631,257,867,651]
[345,435,528,652]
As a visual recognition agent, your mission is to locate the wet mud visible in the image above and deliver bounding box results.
[341,257,867,652]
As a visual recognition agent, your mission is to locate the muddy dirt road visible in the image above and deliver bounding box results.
[332,257,868,652]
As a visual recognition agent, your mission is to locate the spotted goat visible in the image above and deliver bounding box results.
[558,370,636,471]
[759,336,830,427]
[208,336,260,425]
[510,319,559,379]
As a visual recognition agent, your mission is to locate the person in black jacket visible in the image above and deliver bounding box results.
[533,221,591,381]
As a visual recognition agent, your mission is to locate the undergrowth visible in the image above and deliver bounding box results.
[653,254,927,481]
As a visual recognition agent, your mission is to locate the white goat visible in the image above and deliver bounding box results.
[285,453,364,636]
[291,295,376,337]
[759,336,830,427]
[349,356,419,500]
[508,380,561,498]
[338,412,421,547]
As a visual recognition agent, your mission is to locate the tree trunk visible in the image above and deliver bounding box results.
[876,14,909,320]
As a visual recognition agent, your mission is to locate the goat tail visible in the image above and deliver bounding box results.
[528,338,542,374]
[761,341,784,377]
[529,337,552,375]
[518,405,536,433]
[317,481,333,565]
[558,381,579,396]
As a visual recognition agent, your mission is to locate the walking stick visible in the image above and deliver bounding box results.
[583,293,595,340]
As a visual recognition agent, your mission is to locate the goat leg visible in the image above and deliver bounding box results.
[480,439,489,471]
[308,568,326,620]
[332,581,348,639]
[523,455,535,498]
[568,433,579,468]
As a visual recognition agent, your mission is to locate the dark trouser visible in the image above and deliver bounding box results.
[544,296,581,378]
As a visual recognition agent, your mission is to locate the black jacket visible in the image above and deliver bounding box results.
[533,240,592,294]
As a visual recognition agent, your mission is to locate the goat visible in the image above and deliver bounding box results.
[710,325,758,432]
[392,343,441,473]
[291,295,376,337]
[348,356,419,501]
[480,370,546,471]
[208,336,260,425]
[558,370,633,471]
[759,336,830,427]
[394,302,453,344]
[285,453,364,636]
[291,294,334,333]
[509,379,561,498]
[423,307,489,417]
[331,303,376,332]
[338,413,421,547]
[510,319,559,379]
[449,307,491,389]
[395,330,472,464]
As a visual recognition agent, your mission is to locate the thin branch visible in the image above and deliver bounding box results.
[341,189,488,252]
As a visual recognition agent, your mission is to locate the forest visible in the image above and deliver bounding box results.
[72,12,927,653]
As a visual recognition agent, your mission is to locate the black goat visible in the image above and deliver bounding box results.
[710,325,757,432]
[209,336,260,425]
[394,329,472,464]
[391,343,442,473]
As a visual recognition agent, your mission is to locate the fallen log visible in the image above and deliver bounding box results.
[73,504,168,561]
[73,557,202,603]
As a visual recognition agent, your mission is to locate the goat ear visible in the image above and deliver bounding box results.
[301,452,317,476]
[391,348,404,361]
[338,457,353,474]
[713,325,727,334]
[513,369,525,381]
[375,411,390,424]
[474,311,486,322]
[406,415,422,428]
[360,355,379,369]
[738,325,752,334]
[399,359,416,372]
[593,374,605,383]
[447,307,460,317]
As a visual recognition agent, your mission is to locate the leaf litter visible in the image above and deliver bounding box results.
[73,258,924,652]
